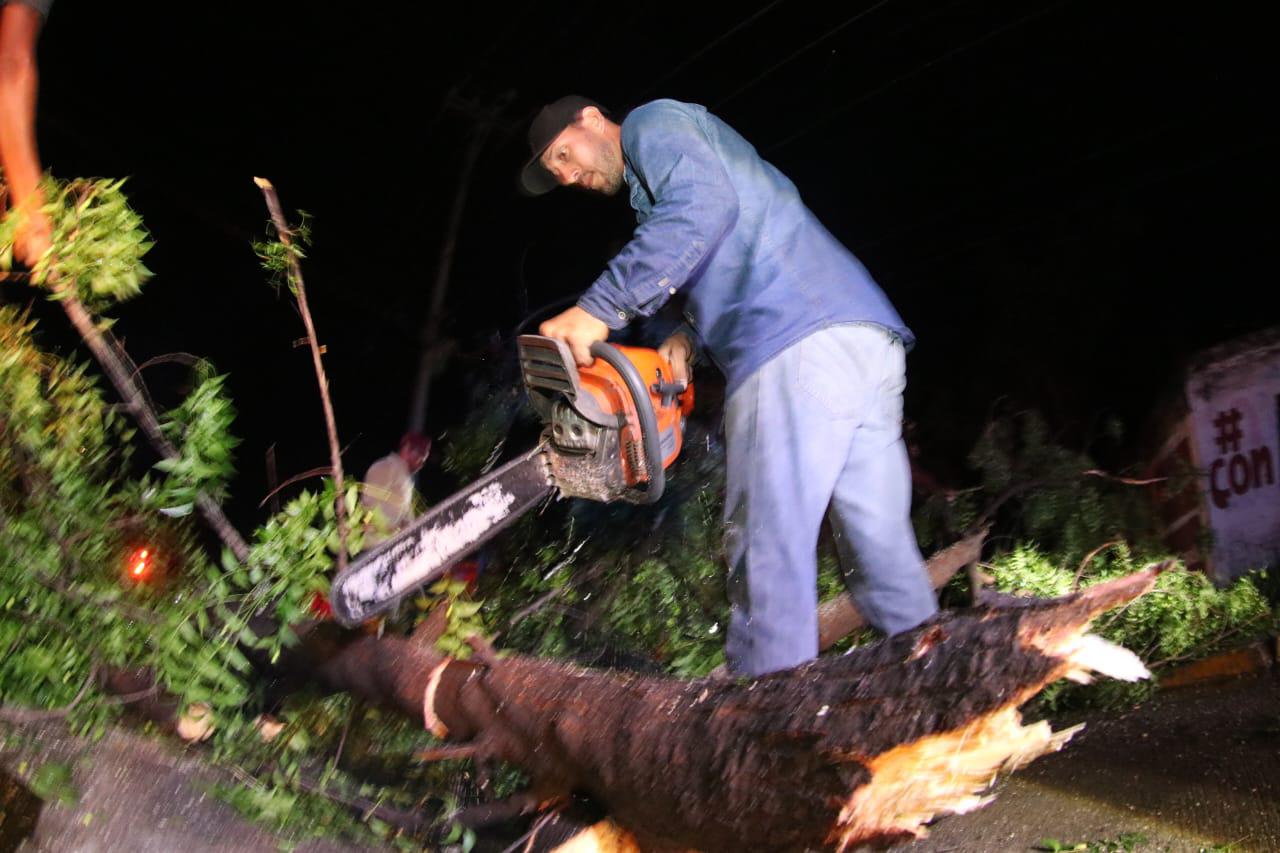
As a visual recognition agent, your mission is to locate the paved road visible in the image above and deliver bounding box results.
[1,723,366,853]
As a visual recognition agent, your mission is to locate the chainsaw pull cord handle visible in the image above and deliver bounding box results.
[588,341,665,504]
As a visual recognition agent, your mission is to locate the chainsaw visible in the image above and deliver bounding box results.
[328,334,694,627]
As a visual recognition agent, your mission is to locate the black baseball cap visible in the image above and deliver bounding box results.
[519,95,608,196]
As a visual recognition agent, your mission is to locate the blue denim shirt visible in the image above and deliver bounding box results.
[576,99,914,396]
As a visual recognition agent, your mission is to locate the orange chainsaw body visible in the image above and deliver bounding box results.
[518,336,693,503]
[575,344,695,484]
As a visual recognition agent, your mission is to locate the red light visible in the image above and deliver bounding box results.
[127,546,155,583]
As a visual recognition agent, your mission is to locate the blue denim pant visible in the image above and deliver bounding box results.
[723,324,938,676]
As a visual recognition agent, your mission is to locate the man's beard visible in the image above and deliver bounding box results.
[592,137,624,196]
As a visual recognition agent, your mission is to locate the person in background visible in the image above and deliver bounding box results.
[361,431,431,537]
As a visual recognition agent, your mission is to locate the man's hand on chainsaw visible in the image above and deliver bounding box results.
[539,306,609,367]
[658,330,694,386]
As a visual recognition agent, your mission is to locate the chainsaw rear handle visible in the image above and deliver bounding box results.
[589,341,665,504]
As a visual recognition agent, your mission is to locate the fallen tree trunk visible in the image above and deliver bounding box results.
[301,565,1163,852]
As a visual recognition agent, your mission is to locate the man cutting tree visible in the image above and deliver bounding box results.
[522,95,937,676]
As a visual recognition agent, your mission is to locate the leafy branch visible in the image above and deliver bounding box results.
[1,176,250,561]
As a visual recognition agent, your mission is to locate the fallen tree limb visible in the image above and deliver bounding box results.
[77,537,1156,851]
[300,563,1164,852]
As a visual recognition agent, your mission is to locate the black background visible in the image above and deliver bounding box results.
[15,0,1277,524]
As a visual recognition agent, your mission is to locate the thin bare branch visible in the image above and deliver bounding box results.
[499,809,559,853]
[258,466,334,508]
[253,177,349,571]
[1072,538,1125,591]
[128,351,205,384]
[1081,469,1168,486]
[333,702,358,767]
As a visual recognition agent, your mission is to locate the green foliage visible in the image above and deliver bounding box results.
[1,304,153,733]
[2,301,328,715]
[475,430,732,676]
[28,761,79,806]
[924,406,1277,713]
[1035,833,1149,852]
[153,365,239,510]
[601,553,726,676]
[1035,835,1238,853]
[439,822,478,853]
[0,176,153,308]
[1,189,462,847]
[0,324,446,846]
[251,211,311,296]
[210,693,435,850]
[0,306,423,847]
[159,480,374,720]
[421,577,488,660]
[987,544,1275,711]
[963,411,1161,563]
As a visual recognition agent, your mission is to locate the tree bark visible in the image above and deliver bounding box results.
[298,565,1162,852]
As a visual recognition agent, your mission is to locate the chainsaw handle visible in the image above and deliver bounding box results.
[589,341,665,504]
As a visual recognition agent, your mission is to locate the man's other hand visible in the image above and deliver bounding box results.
[539,306,609,367]
[657,330,694,385]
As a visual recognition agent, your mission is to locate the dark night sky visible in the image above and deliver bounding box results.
[14,0,1277,524]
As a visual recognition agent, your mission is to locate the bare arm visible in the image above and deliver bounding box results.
[0,1,50,266]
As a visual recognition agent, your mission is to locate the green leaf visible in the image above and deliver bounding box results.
[224,646,253,674]
[449,601,483,619]
[177,620,200,645]
[30,762,79,806]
